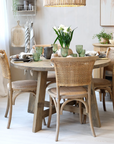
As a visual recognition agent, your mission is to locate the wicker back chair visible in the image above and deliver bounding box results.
[0,50,57,128]
[0,50,37,129]
[105,48,114,109]
[93,47,114,111]
[105,48,114,71]
[52,57,96,87]
[0,50,11,79]
[47,57,97,141]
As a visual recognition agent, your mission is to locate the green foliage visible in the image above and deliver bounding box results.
[13,0,18,17]
[93,29,112,42]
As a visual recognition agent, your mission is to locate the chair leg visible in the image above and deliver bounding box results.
[102,91,106,111]
[99,91,102,102]
[88,107,96,137]
[83,115,87,124]
[73,101,77,114]
[44,119,46,125]
[106,87,113,101]
[79,102,83,124]
[55,99,60,141]
[7,88,13,129]
[83,98,87,124]
[111,85,114,110]
[5,91,9,118]
[47,96,53,128]
[88,85,96,137]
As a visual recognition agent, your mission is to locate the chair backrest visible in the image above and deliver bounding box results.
[106,48,114,71]
[0,50,11,80]
[51,57,97,87]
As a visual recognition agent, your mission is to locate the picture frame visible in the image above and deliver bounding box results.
[100,0,114,27]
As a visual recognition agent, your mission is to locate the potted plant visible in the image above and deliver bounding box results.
[53,25,76,57]
[12,0,18,16]
[93,29,112,44]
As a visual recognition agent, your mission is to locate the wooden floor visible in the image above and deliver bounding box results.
[0,89,114,144]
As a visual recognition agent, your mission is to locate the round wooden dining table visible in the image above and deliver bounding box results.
[11,57,110,133]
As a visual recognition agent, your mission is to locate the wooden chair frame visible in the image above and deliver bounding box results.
[104,48,114,109]
[47,57,97,141]
[0,50,57,128]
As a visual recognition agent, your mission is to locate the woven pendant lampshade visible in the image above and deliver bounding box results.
[43,0,86,7]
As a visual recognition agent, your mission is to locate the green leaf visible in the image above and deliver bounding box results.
[93,29,112,40]
[54,36,59,44]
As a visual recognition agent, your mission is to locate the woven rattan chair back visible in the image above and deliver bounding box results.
[106,48,114,71]
[0,50,11,80]
[51,57,97,87]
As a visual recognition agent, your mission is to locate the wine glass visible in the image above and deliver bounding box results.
[79,49,86,57]
[51,44,58,53]
[76,45,83,55]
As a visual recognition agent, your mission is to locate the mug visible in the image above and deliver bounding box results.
[44,47,53,59]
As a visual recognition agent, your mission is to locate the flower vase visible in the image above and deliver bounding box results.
[61,48,69,57]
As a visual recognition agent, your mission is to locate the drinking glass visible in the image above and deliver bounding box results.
[33,52,40,62]
[79,50,86,57]
[70,53,77,57]
[76,45,83,54]
[51,44,58,53]
[35,46,43,55]
[35,46,43,60]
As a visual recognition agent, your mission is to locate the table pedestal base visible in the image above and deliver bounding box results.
[32,71,47,133]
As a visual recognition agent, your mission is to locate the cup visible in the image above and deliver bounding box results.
[29,4,32,10]
[51,44,58,53]
[35,46,43,55]
[24,0,29,10]
[32,6,34,11]
[44,47,53,59]
[70,53,77,57]
[24,4,28,10]
[33,52,40,62]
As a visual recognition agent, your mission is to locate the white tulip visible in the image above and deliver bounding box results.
[53,26,56,29]
[64,27,68,30]
[63,27,68,33]
[58,24,65,30]
[63,29,68,33]
[53,26,58,31]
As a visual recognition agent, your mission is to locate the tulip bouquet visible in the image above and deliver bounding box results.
[53,24,76,49]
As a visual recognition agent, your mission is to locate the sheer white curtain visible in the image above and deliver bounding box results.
[0,0,9,96]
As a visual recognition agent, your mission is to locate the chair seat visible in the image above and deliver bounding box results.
[93,78,112,88]
[7,80,37,91]
[47,72,56,81]
[48,86,88,99]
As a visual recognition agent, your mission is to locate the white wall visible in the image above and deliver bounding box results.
[7,0,114,80]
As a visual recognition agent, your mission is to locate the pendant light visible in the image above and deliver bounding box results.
[43,0,86,7]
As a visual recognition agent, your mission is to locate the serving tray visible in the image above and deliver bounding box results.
[11,21,25,47]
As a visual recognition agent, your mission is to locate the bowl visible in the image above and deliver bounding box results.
[109,39,114,45]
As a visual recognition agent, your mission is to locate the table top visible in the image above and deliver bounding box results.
[11,57,111,71]
[93,43,114,47]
